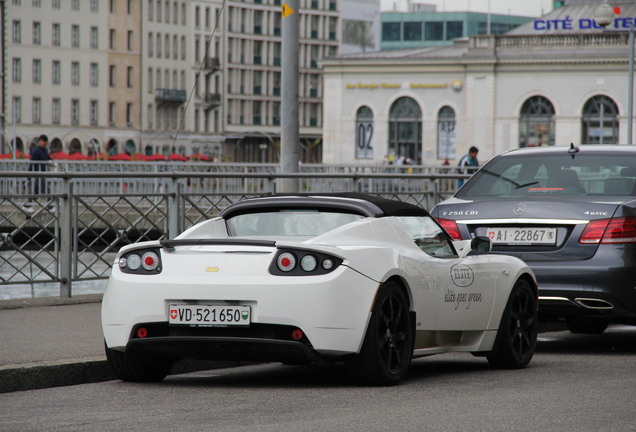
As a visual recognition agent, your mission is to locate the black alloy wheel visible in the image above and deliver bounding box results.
[487,279,537,369]
[345,281,413,386]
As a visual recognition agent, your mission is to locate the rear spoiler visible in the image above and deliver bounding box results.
[160,239,276,252]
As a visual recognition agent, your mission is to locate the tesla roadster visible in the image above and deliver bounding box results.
[102,193,537,386]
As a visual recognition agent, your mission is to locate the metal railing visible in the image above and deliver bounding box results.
[0,166,465,298]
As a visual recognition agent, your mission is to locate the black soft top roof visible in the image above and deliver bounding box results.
[219,193,429,219]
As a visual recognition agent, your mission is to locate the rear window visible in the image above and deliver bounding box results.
[226,210,363,237]
[457,153,636,198]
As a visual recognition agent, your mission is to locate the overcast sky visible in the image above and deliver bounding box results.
[380,0,553,17]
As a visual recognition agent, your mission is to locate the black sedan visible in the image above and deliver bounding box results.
[432,145,636,334]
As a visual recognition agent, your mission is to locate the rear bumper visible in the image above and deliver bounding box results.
[527,258,636,323]
[126,336,325,365]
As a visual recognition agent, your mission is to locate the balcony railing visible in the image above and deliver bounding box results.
[155,88,187,103]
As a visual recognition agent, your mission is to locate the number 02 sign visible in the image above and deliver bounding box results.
[356,121,374,159]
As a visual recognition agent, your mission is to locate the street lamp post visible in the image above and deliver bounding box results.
[594,2,633,145]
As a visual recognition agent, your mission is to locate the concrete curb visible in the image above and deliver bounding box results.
[0,356,248,394]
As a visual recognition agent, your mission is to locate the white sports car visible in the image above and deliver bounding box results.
[102,193,538,386]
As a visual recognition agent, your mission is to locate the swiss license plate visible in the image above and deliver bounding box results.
[487,227,557,245]
[169,304,251,327]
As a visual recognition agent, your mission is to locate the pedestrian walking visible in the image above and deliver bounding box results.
[457,146,479,188]
[24,134,53,212]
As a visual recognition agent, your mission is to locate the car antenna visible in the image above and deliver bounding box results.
[567,143,579,159]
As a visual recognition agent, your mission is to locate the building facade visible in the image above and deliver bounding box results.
[321,0,634,166]
[1,0,380,163]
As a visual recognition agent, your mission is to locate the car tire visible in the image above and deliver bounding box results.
[566,318,608,334]
[105,342,174,382]
[345,281,412,386]
[487,279,537,369]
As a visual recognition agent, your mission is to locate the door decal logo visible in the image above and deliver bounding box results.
[451,264,474,287]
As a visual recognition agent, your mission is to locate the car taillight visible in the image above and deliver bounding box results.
[270,249,343,276]
[579,217,636,244]
[438,218,462,240]
[119,248,162,274]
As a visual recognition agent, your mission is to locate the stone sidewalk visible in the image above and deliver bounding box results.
[0,295,236,393]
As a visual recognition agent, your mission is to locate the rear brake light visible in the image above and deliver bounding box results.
[580,217,636,244]
[438,218,462,240]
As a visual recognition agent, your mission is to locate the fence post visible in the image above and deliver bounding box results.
[59,178,73,297]
[168,177,181,239]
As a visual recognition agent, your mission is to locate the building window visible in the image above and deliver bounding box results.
[127,30,133,51]
[519,96,555,147]
[126,103,133,126]
[52,60,61,84]
[33,0,40,7]
[52,98,61,124]
[253,101,262,125]
[32,98,41,124]
[12,97,22,123]
[127,0,132,14]
[91,27,99,49]
[382,22,400,41]
[109,65,116,87]
[425,21,444,41]
[90,100,98,125]
[71,62,80,85]
[12,58,21,83]
[127,66,133,88]
[389,97,422,164]
[174,1,179,25]
[157,33,162,58]
[72,25,80,47]
[90,63,99,86]
[53,0,60,8]
[109,102,115,126]
[71,99,80,125]
[437,106,456,160]
[164,34,170,58]
[32,59,41,83]
[13,21,21,44]
[148,0,154,21]
[181,36,186,60]
[33,21,41,44]
[148,67,153,93]
[52,23,61,46]
[90,0,98,12]
[582,95,619,145]
[164,0,170,22]
[72,0,79,10]
[157,0,162,22]
[446,21,463,40]
[109,29,116,49]
[148,33,154,57]
[355,106,374,159]
[404,22,422,41]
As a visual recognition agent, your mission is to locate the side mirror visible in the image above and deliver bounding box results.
[471,236,492,254]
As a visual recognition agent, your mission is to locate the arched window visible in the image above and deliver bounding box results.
[88,138,101,156]
[107,139,118,156]
[389,97,422,164]
[582,95,619,144]
[355,106,373,159]
[124,139,136,155]
[50,138,63,153]
[437,106,456,160]
[519,96,555,147]
[69,138,82,154]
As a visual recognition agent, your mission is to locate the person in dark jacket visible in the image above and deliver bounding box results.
[24,135,52,211]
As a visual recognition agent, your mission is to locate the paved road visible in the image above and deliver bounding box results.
[2,325,635,432]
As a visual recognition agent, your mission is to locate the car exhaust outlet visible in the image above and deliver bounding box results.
[574,298,615,310]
